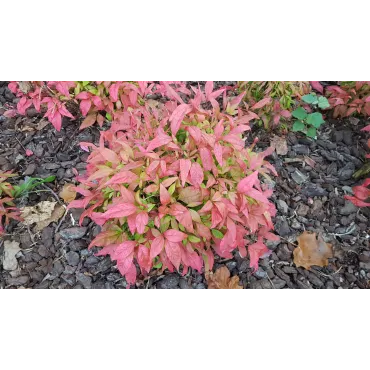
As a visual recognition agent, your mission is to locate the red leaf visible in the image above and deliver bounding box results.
[344,195,370,208]
[146,133,172,152]
[214,142,223,166]
[109,83,120,102]
[170,203,194,233]
[251,97,272,110]
[165,240,182,270]
[99,148,119,163]
[101,203,137,220]
[237,171,258,193]
[80,114,97,129]
[136,212,148,234]
[138,245,151,273]
[248,240,270,272]
[179,159,191,187]
[114,241,136,260]
[164,229,187,242]
[160,184,171,205]
[80,99,91,116]
[190,162,204,188]
[169,104,192,136]
[199,147,213,171]
[105,171,138,185]
[310,81,324,94]
[150,235,164,259]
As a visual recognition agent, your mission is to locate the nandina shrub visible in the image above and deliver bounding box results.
[0,172,22,236]
[6,81,190,131]
[325,81,370,118]
[69,82,278,286]
[237,81,311,130]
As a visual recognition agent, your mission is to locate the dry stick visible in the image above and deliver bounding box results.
[40,184,64,205]
[279,236,299,248]
[55,206,68,234]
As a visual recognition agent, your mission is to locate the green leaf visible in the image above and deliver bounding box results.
[211,229,224,239]
[318,96,330,109]
[302,94,318,105]
[188,235,201,243]
[292,107,308,120]
[292,120,305,132]
[82,81,90,86]
[168,183,176,195]
[153,262,162,269]
[106,113,112,121]
[43,176,56,183]
[306,112,325,128]
[307,127,317,138]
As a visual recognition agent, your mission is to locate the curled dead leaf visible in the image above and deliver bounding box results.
[293,231,333,269]
[60,183,76,203]
[206,266,242,289]
[270,135,288,156]
[20,201,65,232]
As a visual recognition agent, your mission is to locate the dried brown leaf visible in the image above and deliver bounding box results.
[206,266,243,289]
[20,201,65,231]
[270,135,288,156]
[60,183,76,203]
[293,231,333,269]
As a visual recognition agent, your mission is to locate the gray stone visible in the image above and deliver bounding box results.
[271,277,286,289]
[292,144,309,155]
[196,283,206,289]
[66,251,80,266]
[254,268,267,279]
[6,275,30,286]
[291,169,308,185]
[179,278,191,289]
[84,256,99,266]
[156,274,179,289]
[297,204,310,217]
[59,227,87,240]
[276,200,289,214]
[23,163,37,176]
[275,219,291,236]
[76,273,92,289]
[359,262,370,270]
[302,184,328,197]
[339,201,358,216]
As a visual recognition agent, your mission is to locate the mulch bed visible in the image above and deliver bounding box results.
[1,81,370,289]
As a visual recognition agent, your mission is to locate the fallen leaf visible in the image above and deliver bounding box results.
[2,240,21,271]
[206,266,242,289]
[25,149,34,157]
[304,156,316,168]
[35,119,49,131]
[60,183,76,203]
[293,231,333,269]
[21,201,65,231]
[270,135,288,155]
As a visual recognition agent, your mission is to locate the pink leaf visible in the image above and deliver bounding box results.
[105,171,138,185]
[214,142,223,166]
[80,99,92,116]
[25,149,34,156]
[169,104,192,136]
[160,184,171,205]
[146,133,172,152]
[109,83,120,102]
[164,229,187,243]
[190,162,204,188]
[136,212,149,234]
[170,203,194,233]
[199,147,213,171]
[150,235,165,259]
[251,97,272,110]
[237,171,259,193]
[114,241,136,260]
[138,245,151,273]
[205,81,214,98]
[248,240,269,272]
[179,159,191,187]
[101,203,137,220]
[165,241,182,270]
